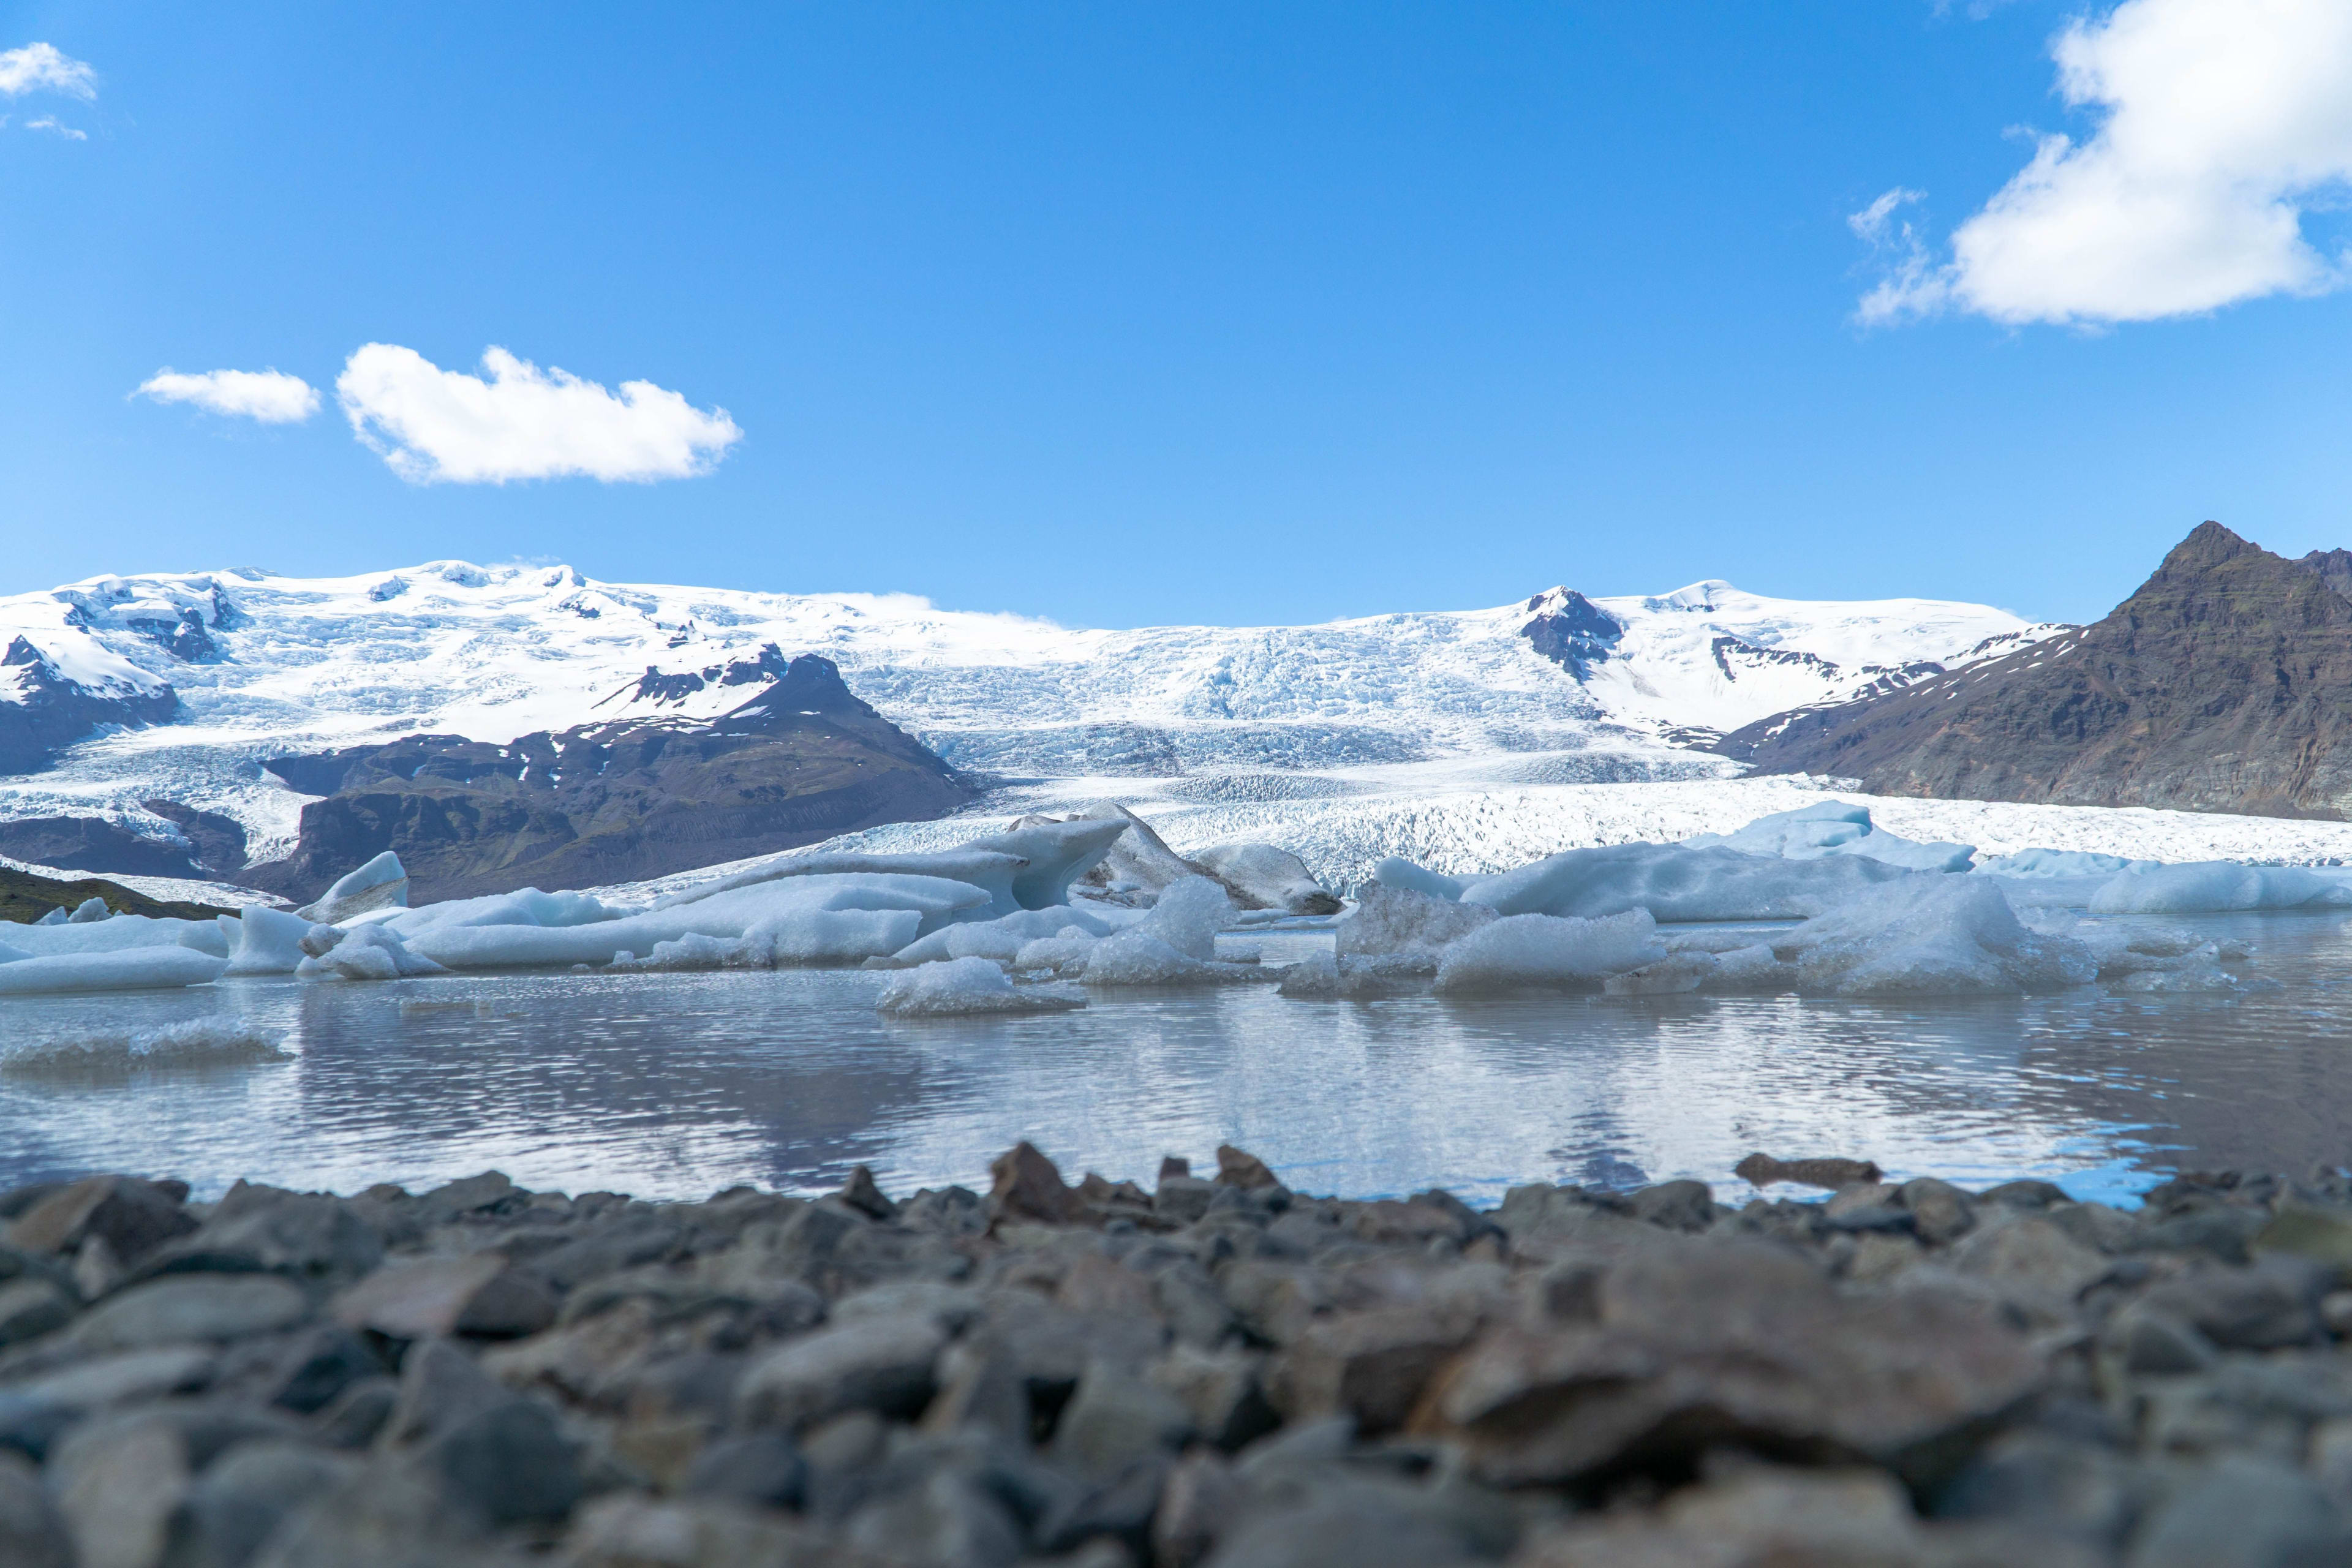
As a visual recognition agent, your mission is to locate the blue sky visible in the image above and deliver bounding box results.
[6,1,2352,628]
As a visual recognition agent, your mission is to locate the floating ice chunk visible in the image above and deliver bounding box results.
[0,949,229,995]
[1,914,218,957]
[1079,925,1264,986]
[68,897,111,923]
[1011,932,1102,978]
[175,920,232,959]
[956,818,1130,910]
[1336,884,1496,971]
[876,957,1087,1016]
[609,932,749,972]
[1,1019,292,1076]
[33,907,67,927]
[655,850,1030,920]
[1686,801,1977,875]
[405,873,992,969]
[1432,910,1667,995]
[1071,803,1202,899]
[1190,843,1343,916]
[0,937,31,963]
[296,924,445,981]
[300,851,409,923]
[223,907,329,968]
[1412,842,1917,923]
[1787,877,2093,997]
[1602,952,1714,995]
[1976,847,2156,878]
[751,907,923,966]
[1372,857,1470,902]
[379,888,624,940]
[888,905,1115,967]
[2086,862,2350,915]
[1141,876,1234,962]
[1701,943,1798,992]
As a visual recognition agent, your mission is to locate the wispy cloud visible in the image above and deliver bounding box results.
[0,42,94,100]
[1859,0,2352,326]
[24,115,84,141]
[137,368,322,424]
[336,344,744,484]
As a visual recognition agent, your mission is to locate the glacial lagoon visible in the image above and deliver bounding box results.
[6,912,2352,1208]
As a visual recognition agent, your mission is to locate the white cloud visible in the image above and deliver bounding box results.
[0,42,94,99]
[137,368,321,424]
[1861,0,2352,326]
[24,115,83,140]
[335,344,744,484]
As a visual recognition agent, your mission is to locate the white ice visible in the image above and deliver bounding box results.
[887,904,1117,966]
[1384,841,1917,923]
[296,924,445,981]
[875,956,1087,1017]
[2085,862,2351,916]
[1781,876,2094,997]
[223,906,329,976]
[954,818,1129,910]
[0,948,229,995]
[1431,909,1668,995]
[1335,884,1496,973]
[1188,843,1343,914]
[1686,800,1976,874]
[300,850,409,922]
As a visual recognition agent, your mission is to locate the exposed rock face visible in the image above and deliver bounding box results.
[1724,522,2352,819]
[0,864,234,924]
[0,638,179,777]
[247,652,976,903]
[1519,588,1624,679]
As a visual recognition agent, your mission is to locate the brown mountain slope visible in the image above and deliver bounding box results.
[1721,522,2352,820]
[243,652,977,903]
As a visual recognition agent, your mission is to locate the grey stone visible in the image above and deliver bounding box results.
[1947,1214,2111,1323]
[49,1411,192,1568]
[1268,1306,1477,1436]
[1156,1177,1216,1225]
[262,1325,386,1414]
[842,1471,1022,1568]
[420,1394,584,1526]
[10,1346,217,1412]
[380,1336,510,1447]
[333,1254,556,1341]
[736,1312,948,1432]
[414,1171,518,1225]
[73,1276,310,1352]
[2141,1259,2326,1351]
[562,1493,868,1568]
[1626,1180,1714,1233]
[1147,1344,1280,1451]
[1153,1450,1238,1568]
[527,1216,682,1294]
[1901,1178,1977,1245]
[0,1450,69,1568]
[0,1276,74,1347]
[1200,1480,1492,1568]
[2127,1457,2349,1568]
[682,1432,809,1511]
[309,1377,397,1449]
[160,1439,355,1568]
[1934,1431,2141,1549]
[1049,1362,1193,1480]
[144,1193,384,1287]
[7,1177,196,1264]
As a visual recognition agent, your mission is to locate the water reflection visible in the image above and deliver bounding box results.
[1,910,2349,1206]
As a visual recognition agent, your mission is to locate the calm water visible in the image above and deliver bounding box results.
[4,914,2352,1208]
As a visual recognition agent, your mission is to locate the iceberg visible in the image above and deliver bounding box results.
[222,907,321,976]
[1975,847,2155,879]
[0,948,229,995]
[876,957,1087,1017]
[955,817,1130,910]
[1142,876,1235,962]
[1784,877,2094,997]
[887,904,1117,967]
[298,850,409,923]
[652,849,1031,920]
[1080,929,1235,986]
[1685,801,1977,875]
[1335,884,1496,971]
[401,873,992,970]
[0,913,232,958]
[1432,910,1668,995]
[1071,803,1205,899]
[1383,842,1917,923]
[67,896,111,923]
[1189,843,1344,916]
[296,924,446,981]
[2085,862,2351,915]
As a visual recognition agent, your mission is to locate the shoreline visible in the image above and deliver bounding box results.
[5,1144,2352,1565]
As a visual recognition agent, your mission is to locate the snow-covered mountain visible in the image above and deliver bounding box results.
[0,560,2057,867]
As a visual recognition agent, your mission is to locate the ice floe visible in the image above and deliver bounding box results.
[0,948,230,995]
[875,956,1087,1016]
[1431,910,1668,995]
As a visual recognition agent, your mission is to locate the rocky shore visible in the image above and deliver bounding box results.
[6,1149,2352,1567]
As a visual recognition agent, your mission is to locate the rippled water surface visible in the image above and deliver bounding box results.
[5,913,2352,1206]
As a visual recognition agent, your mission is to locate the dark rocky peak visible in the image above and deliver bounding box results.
[124,606,222,662]
[3,635,51,673]
[1520,589,1624,679]
[2297,547,2352,603]
[603,643,799,709]
[1710,635,1837,680]
[2150,519,2258,579]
